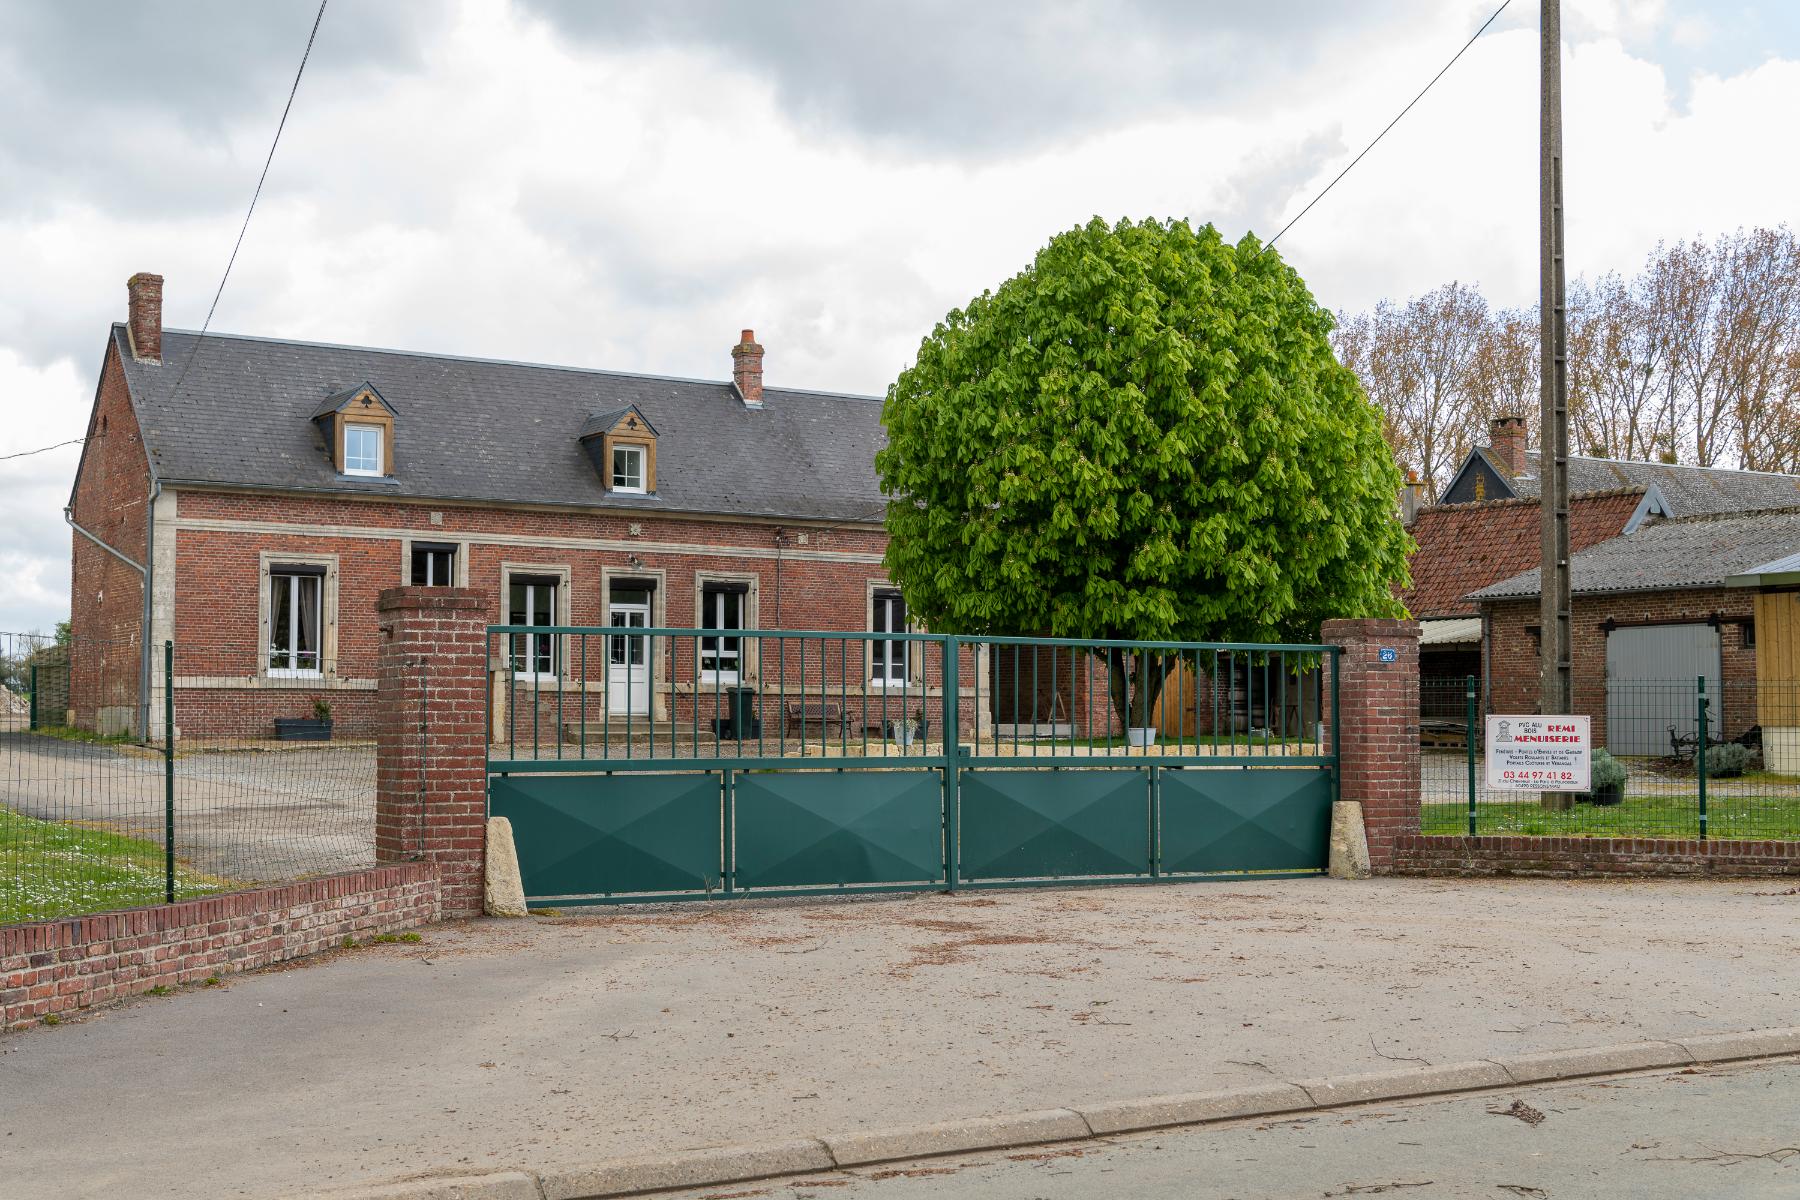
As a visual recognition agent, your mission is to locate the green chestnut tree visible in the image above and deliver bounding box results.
[876,217,1411,730]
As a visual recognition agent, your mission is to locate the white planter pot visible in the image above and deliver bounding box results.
[1126,726,1158,748]
[891,723,918,748]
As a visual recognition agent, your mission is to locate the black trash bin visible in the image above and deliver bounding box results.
[714,685,760,740]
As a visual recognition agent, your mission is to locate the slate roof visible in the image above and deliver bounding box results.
[577,406,657,442]
[1401,488,1644,618]
[1496,448,1800,516]
[112,325,887,523]
[1471,507,1800,601]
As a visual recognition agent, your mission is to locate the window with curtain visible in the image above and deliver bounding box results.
[872,589,907,685]
[269,567,324,674]
[410,543,456,586]
[699,583,745,682]
[508,575,559,677]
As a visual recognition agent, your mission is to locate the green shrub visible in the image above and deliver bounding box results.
[1590,749,1627,790]
[1703,742,1753,778]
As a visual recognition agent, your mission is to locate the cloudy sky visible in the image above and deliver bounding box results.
[3,0,1798,633]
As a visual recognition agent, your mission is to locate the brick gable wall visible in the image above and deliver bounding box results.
[68,340,153,733]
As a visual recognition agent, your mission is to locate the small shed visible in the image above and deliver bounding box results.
[1726,551,1800,773]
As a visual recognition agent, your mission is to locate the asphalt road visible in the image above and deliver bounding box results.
[654,1059,1800,1200]
[5,879,1799,1198]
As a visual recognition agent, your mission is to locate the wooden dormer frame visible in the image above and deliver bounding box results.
[580,405,659,495]
[313,383,397,478]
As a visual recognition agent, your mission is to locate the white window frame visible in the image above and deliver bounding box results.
[699,585,744,685]
[503,565,570,683]
[612,443,646,494]
[268,569,325,678]
[344,422,384,476]
[870,588,909,689]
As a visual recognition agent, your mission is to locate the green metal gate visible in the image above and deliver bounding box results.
[486,628,1337,906]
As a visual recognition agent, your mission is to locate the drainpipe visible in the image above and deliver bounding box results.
[64,501,153,739]
[142,480,160,740]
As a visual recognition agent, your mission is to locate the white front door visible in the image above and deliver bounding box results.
[608,603,650,716]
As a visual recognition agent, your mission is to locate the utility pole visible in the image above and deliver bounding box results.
[1539,0,1573,808]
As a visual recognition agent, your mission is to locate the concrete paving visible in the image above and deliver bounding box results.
[2,876,1798,1198]
[644,1058,1800,1199]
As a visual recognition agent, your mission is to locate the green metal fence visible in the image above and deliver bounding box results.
[2,632,378,927]
[1422,674,1800,840]
[487,626,1340,905]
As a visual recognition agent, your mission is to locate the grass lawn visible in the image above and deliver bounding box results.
[24,724,137,745]
[0,807,225,925]
[1422,793,1800,840]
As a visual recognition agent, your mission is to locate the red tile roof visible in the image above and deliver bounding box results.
[1402,488,1644,618]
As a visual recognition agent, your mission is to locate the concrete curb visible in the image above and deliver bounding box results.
[291,1031,1800,1200]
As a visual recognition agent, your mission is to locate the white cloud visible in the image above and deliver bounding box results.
[2,0,1797,631]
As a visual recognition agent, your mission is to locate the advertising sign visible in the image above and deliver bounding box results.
[1485,715,1591,792]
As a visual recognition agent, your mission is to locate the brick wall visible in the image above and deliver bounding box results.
[163,488,899,739]
[1322,618,1420,872]
[68,339,152,734]
[1,864,438,1032]
[1484,587,1759,745]
[1394,833,1800,878]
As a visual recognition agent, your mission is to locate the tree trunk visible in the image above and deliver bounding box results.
[1105,648,1171,736]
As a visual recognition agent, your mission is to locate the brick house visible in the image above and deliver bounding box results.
[66,273,938,740]
[1406,415,1800,733]
[1471,507,1800,757]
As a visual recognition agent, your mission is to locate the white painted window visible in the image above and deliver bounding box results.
[612,444,645,493]
[699,585,744,683]
[344,423,383,475]
[508,575,559,679]
[871,589,908,686]
[268,568,324,676]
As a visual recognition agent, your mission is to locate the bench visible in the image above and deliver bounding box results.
[785,701,847,738]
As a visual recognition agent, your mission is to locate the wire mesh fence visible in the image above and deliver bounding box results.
[1421,674,1800,840]
[2,633,377,926]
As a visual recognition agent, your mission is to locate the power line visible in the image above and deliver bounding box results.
[0,437,87,462]
[160,0,328,406]
[1263,0,1512,253]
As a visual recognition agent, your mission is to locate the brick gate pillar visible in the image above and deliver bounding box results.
[376,587,489,919]
[1321,618,1420,874]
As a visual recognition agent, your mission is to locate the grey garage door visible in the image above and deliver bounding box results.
[1605,623,1722,755]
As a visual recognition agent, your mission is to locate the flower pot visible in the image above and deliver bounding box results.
[1126,726,1158,748]
[275,717,333,742]
[1589,780,1623,806]
[889,721,918,748]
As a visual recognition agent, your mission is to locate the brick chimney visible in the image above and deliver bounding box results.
[731,329,764,409]
[1398,472,1424,526]
[126,272,164,364]
[1488,413,1527,477]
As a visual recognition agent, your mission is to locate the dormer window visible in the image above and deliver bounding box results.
[612,444,645,493]
[579,404,659,497]
[313,382,397,479]
[344,423,384,475]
